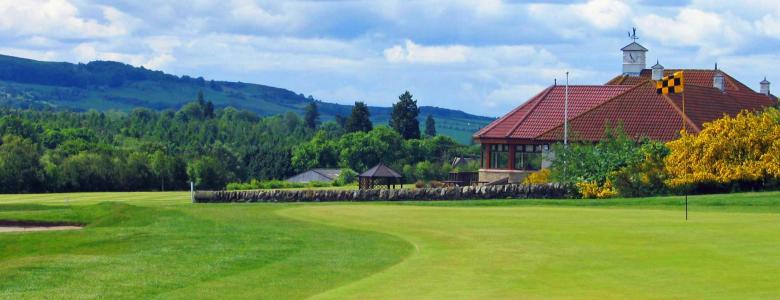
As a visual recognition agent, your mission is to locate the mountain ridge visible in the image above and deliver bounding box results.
[0,54,493,143]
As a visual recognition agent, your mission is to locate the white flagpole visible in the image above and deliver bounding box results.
[564,72,569,145]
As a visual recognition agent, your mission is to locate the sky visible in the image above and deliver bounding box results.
[1,0,780,117]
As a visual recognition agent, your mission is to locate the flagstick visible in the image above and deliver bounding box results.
[682,75,686,132]
[564,72,569,146]
[564,72,569,182]
[683,88,688,220]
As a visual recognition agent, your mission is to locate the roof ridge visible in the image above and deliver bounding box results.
[723,73,750,92]
[505,86,555,138]
[534,80,652,139]
[474,86,552,137]
[659,93,701,132]
[556,85,633,87]
[311,169,329,178]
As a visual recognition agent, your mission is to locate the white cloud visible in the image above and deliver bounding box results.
[383,40,557,66]
[228,0,301,32]
[371,0,508,21]
[755,14,780,37]
[71,40,177,69]
[72,43,143,65]
[528,0,631,38]
[0,0,135,39]
[1,0,779,116]
[0,48,60,61]
[384,40,471,64]
[484,84,548,109]
[576,0,631,30]
[634,8,752,56]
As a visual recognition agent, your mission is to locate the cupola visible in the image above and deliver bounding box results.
[621,28,648,77]
[760,77,770,96]
[651,60,664,81]
[713,63,725,92]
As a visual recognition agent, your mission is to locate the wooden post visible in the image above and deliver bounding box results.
[485,144,492,169]
[508,144,516,171]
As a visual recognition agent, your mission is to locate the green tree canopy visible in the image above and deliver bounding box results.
[0,135,42,193]
[345,101,373,133]
[425,115,436,137]
[304,102,320,129]
[550,125,644,185]
[390,91,420,139]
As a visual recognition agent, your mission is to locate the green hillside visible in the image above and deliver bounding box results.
[0,54,493,144]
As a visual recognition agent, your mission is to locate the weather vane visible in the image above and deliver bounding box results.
[628,27,638,42]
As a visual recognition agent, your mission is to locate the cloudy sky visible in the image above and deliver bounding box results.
[1,0,779,116]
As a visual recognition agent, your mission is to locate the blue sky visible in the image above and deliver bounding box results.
[1,0,779,117]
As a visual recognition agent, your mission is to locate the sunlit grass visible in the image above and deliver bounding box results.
[1,191,779,299]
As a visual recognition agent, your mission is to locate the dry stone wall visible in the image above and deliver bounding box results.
[194,184,576,203]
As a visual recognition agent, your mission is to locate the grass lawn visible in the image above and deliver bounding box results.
[1,192,779,299]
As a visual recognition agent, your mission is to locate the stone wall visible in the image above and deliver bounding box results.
[194,184,576,203]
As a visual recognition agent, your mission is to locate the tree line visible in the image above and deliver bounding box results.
[0,91,474,193]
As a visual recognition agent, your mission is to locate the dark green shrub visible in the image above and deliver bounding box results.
[611,142,670,197]
[334,168,358,186]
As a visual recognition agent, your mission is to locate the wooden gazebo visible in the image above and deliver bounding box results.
[358,163,403,190]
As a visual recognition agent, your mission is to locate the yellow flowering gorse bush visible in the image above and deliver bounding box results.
[665,108,780,188]
[576,180,618,199]
[523,168,551,185]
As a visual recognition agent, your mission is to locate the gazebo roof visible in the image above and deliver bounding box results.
[359,163,402,178]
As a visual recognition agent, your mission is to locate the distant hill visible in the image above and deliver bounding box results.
[0,54,493,144]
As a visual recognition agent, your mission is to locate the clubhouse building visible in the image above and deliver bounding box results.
[474,39,777,184]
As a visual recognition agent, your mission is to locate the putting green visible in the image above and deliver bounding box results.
[2,192,780,299]
[280,205,780,299]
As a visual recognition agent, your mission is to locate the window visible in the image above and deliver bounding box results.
[525,152,542,170]
[514,145,524,170]
[481,145,486,168]
[514,144,547,171]
[490,144,509,169]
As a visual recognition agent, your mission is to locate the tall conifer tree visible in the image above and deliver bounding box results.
[346,101,373,133]
[390,91,420,139]
[425,115,436,137]
[304,102,319,129]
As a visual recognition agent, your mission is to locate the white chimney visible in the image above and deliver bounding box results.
[760,77,770,96]
[651,60,664,81]
[713,63,725,92]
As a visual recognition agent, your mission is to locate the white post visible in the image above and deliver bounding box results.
[564,72,569,145]
[190,181,195,203]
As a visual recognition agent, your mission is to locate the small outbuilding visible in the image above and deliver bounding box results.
[358,163,403,190]
[286,169,342,184]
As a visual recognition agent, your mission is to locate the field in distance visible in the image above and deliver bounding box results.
[1,192,779,299]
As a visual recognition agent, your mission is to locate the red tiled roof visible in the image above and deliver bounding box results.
[605,75,649,86]
[474,85,632,140]
[665,85,775,130]
[607,69,749,92]
[477,69,777,143]
[537,81,691,142]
